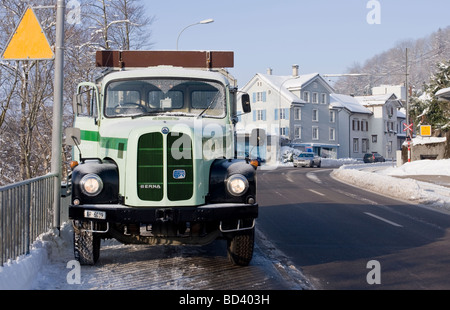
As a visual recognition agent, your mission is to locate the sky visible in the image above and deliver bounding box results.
[144,0,450,87]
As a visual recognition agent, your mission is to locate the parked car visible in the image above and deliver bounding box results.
[293,152,321,168]
[363,152,385,163]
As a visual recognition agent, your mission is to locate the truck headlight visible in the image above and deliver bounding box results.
[80,174,103,196]
[226,174,249,196]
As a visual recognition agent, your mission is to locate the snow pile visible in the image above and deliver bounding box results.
[332,159,450,211]
[0,223,72,290]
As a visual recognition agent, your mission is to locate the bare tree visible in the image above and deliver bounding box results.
[0,0,155,185]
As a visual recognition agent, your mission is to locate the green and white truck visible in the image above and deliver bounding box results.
[66,51,262,266]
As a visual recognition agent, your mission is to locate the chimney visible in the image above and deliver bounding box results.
[292,64,299,77]
[267,68,273,75]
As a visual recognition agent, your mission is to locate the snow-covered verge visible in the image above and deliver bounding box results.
[331,159,450,212]
[0,222,72,290]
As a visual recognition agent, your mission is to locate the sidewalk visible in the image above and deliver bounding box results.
[394,175,450,188]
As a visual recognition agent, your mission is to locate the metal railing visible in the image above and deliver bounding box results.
[0,174,57,266]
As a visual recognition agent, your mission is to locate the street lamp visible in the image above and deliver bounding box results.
[176,19,214,50]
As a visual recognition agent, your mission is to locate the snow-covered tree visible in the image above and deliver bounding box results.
[410,60,450,133]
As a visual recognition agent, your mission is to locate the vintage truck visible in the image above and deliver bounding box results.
[66,51,263,266]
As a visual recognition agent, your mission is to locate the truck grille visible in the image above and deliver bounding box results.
[137,132,193,201]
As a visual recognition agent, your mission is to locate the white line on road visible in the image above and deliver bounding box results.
[364,212,403,227]
[308,189,325,197]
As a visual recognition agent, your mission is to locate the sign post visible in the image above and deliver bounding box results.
[403,123,413,162]
[51,0,66,231]
[2,3,65,231]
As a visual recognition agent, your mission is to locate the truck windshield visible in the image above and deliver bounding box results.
[105,79,226,118]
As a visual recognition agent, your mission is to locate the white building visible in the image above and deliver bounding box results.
[354,93,404,159]
[237,66,338,159]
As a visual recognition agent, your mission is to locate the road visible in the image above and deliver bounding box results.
[256,166,450,289]
[30,165,450,290]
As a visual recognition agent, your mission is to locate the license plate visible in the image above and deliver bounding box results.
[84,210,106,220]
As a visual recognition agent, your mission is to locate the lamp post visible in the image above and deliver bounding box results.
[176,19,214,50]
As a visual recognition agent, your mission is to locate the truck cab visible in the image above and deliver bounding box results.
[67,51,262,266]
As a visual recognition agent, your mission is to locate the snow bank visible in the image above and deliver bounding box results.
[0,223,72,290]
[332,160,450,212]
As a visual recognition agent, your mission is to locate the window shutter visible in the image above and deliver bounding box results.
[274,108,278,120]
[263,110,267,121]
[262,92,267,102]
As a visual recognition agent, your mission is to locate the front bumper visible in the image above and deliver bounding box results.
[69,203,258,224]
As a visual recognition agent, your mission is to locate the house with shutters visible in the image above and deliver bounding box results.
[236,66,338,159]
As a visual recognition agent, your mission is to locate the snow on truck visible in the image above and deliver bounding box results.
[66,51,264,266]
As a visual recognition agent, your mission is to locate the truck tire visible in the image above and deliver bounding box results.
[226,228,255,266]
[73,221,101,265]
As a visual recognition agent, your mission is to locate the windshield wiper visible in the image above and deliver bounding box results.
[197,92,220,119]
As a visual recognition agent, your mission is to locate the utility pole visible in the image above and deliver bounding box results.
[405,48,411,163]
[51,0,65,231]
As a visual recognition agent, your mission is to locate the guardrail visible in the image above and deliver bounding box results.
[0,174,57,266]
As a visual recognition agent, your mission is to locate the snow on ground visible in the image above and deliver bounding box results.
[1,158,450,290]
[331,159,450,213]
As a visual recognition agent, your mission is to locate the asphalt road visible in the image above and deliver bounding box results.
[256,166,450,290]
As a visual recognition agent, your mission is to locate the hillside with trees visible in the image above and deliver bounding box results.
[334,26,450,134]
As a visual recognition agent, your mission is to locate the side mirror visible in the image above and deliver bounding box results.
[250,128,266,147]
[241,93,251,114]
[65,127,81,146]
[72,94,83,115]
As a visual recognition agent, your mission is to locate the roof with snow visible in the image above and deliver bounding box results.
[436,87,450,100]
[241,72,334,105]
[329,93,372,114]
[354,93,403,107]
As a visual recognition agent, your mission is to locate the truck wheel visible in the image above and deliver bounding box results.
[73,221,101,265]
[226,228,255,266]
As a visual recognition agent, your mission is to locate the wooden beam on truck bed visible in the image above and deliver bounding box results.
[96,51,234,69]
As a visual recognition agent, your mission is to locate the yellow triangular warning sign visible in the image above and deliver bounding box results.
[1,7,54,60]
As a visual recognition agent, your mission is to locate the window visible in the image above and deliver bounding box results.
[352,119,360,131]
[312,92,319,104]
[303,91,310,102]
[330,110,336,123]
[280,127,288,136]
[274,108,289,120]
[280,109,286,120]
[253,91,267,103]
[372,135,377,143]
[321,93,327,104]
[312,126,319,140]
[294,107,301,120]
[294,126,302,139]
[256,110,266,121]
[329,128,336,141]
[353,138,359,153]
[312,109,319,122]
[362,139,369,153]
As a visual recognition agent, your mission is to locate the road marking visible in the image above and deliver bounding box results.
[364,212,403,227]
[308,189,325,197]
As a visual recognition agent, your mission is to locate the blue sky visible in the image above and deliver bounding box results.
[145,0,450,86]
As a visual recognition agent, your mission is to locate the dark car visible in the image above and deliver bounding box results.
[363,153,385,163]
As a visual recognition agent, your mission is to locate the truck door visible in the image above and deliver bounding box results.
[72,82,101,158]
